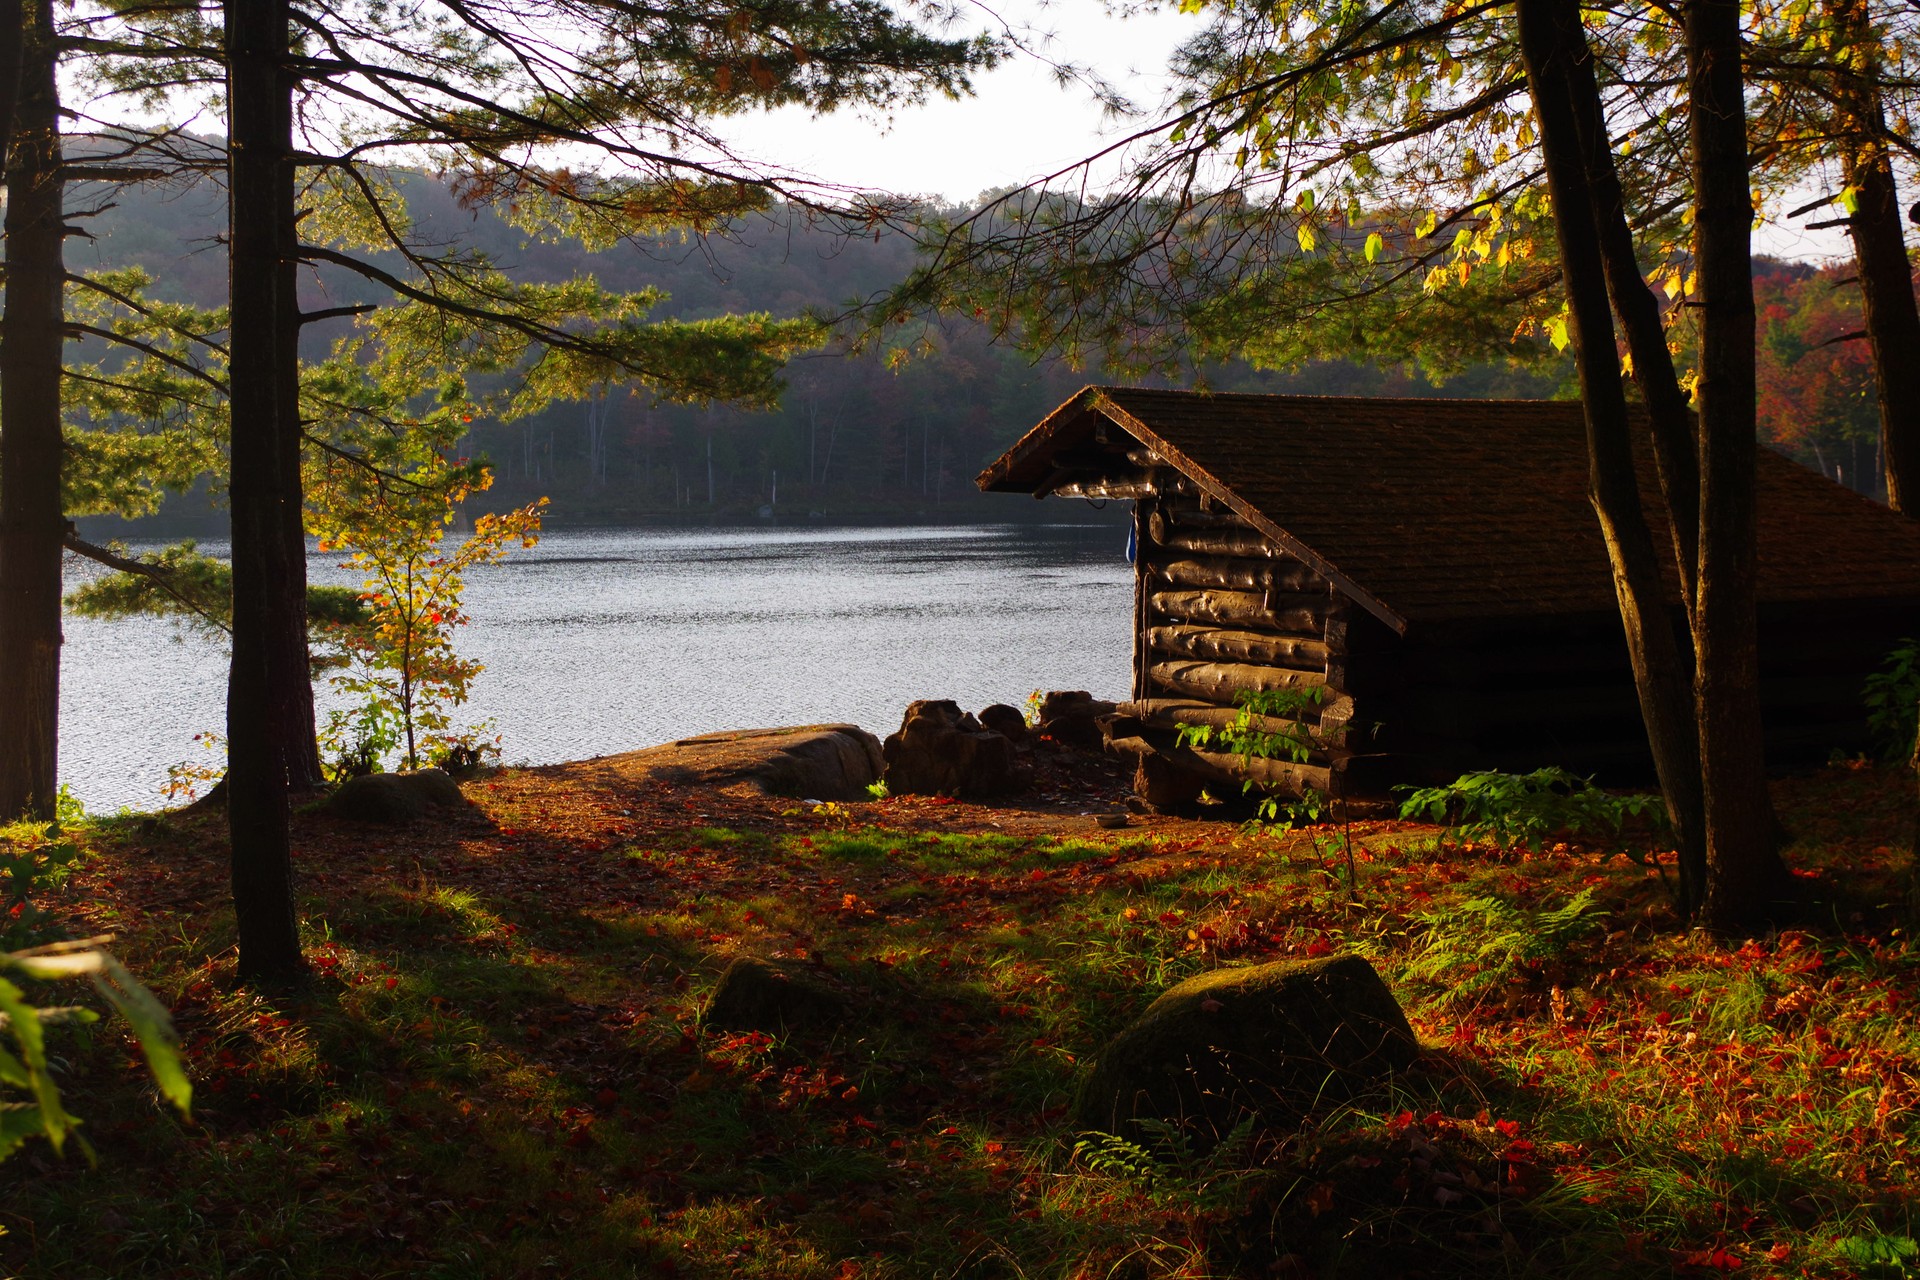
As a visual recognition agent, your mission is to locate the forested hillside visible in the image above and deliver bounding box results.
[70,167,1567,530]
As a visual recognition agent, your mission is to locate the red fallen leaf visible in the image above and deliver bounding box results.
[1200,997,1224,1013]
[1305,938,1333,957]
[1493,1119,1521,1139]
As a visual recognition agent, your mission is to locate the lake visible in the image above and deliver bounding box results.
[58,522,1135,812]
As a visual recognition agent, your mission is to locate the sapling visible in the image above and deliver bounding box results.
[312,455,544,774]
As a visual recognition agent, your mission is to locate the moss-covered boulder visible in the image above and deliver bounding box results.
[705,956,851,1034]
[1076,954,1417,1142]
[325,769,466,824]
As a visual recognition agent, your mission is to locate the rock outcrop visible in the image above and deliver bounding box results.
[1076,954,1418,1143]
[882,700,1027,798]
[977,703,1029,744]
[1037,690,1117,750]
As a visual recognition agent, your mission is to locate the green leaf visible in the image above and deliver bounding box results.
[89,954,192,1115]
[1364,231,1384,263]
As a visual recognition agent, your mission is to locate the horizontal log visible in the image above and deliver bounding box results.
[1155,527,1291,559]
[1149,556,1326,595]
[1052,475,1196,500]
[1148,508,1257,545]
[1149,660,1327,705]
[1106,733,1336,798]
[1148,623,1329,669]
[1155,502,1260,531]
[1122,697,1323,739]
[1150,588,1326,633]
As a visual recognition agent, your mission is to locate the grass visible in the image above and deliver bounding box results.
[2,760,1916,1277]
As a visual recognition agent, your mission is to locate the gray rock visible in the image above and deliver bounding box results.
[1038,690,1118,750]
[706,956,850,1033]
[882,700,1027,798]
[1076,954,1418,1143]
[978,703,1029,744]
[326,769,466,824]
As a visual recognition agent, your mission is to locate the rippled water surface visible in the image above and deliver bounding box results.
[60,523,1134,812]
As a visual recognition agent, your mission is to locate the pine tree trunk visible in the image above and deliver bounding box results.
[1519,0,1707,917]
[1686,0,1790,928]
[226,0,307,983]
[0,0,64,823]
[1828,0,1920,514]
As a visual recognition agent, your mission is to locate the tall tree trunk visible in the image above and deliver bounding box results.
[226,0,307,983]
[1520,0,1707,917]
[0,0,64,822]
[1550,5,1701,603]
[0,0,24,166]
[1829,0,1920,514]
[1685,0,1790,928]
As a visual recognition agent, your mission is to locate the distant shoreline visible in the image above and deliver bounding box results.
[77,500,1132,543]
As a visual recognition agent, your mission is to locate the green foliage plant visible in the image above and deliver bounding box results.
[312,457,545,773]
[1073,1116,1258,1212]
[1397,767,1669,854]
[1864,638,1920,763]
[1174,685,1328,767]
[0,821,80,949]
[0,937,191,1163]
[1176,686,1336,829]
[1401,888,1607,1011]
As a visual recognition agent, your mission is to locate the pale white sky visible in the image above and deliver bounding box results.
[709,0,1194,203]
[711,0,1857,262]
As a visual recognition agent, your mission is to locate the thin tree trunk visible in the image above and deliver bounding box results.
[226,0,307,983]
[1520,0,1707,916]
[0,0,62,822]
[1686,0,1790,928]
[1829,0,1920,514]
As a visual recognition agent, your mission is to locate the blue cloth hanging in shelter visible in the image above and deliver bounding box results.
[1125,508,1137,565]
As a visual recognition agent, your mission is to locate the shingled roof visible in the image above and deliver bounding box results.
[979,386,1920,633]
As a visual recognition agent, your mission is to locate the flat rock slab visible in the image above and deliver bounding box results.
[575,725,884,801]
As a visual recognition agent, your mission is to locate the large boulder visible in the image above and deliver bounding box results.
[325,769,467,824]
[977,703,1029,745]
[883,700,1027,798]
[1076,954,1418,1142]
[1038,690,1118,750]
[706,956,850,1033]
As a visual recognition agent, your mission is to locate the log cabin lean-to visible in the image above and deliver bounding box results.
[978,386,1920,808]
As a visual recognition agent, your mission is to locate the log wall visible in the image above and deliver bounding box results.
[1114,487,1359,797]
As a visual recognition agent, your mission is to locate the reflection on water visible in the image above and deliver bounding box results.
[59,523,1134,811]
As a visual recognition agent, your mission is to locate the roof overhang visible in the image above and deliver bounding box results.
[977,386,1410,635]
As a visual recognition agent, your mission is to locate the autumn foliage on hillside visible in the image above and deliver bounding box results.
[1755,263,1898,499]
